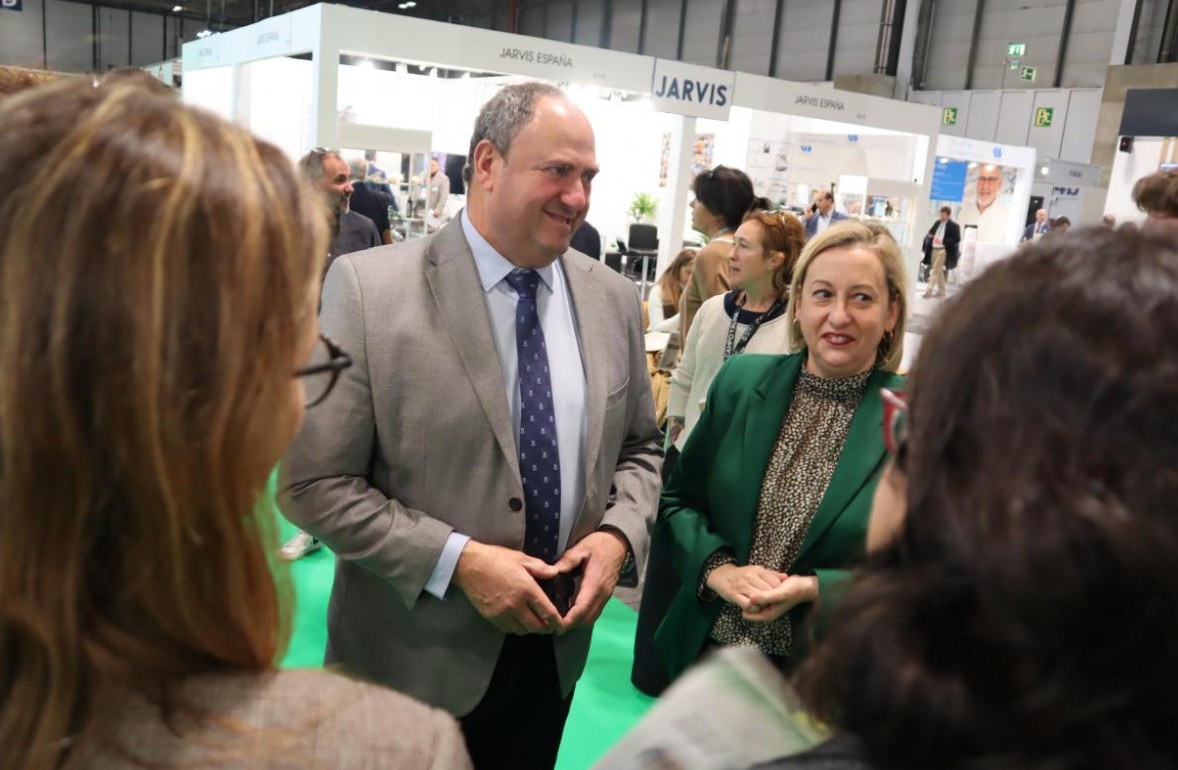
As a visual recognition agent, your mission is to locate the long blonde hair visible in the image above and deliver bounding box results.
[0,75,325,767]
[786,221,908,372]
[658,248,697,313]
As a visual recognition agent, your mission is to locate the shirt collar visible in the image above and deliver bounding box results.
[461,209,556,294]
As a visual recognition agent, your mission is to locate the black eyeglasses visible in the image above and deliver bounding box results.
[294,333,353,408]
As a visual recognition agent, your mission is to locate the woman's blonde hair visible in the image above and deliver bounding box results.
[0,75,325,767]
[785,221,908,372]
[657,248,697,313]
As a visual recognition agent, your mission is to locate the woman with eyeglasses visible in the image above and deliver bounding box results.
[760,227,1178,770]
[680,166,766,345]
[652,221,907,683]
[0,75,471,769]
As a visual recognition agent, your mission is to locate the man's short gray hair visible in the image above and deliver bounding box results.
[348,157,368,181]
[463,82,566,185]
[296,148,340,183]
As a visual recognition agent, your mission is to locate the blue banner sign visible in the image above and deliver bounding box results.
[930,157,969,202]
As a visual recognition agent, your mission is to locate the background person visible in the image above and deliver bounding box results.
[1021,207,1051,241]
[1132,167,1178,237]
[921,205,960,299]
[0,75,470,770]
[425,155,451,230]
[680,166,764,343]
[279,82,661,770]
[296,148,381,276]
[347,156,393,245]
[766,227,1178,770]
[647,248,696,333]
[654,221,907,684]
[632,210,804,696]
[803,189,848,240]
[281,147,384,563]
[570,220,603,259]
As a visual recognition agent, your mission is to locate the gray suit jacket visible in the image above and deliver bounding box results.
[280,219,662,716]
[76,670,472,769]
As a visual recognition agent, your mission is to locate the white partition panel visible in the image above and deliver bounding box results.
[995,90,1034,146]
[1027,89,1070,159]
[939,91,971,137]
[1059,88,1103,163]
[965,90,1002,142]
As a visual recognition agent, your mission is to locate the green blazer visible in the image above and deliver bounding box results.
[653,352,904,681]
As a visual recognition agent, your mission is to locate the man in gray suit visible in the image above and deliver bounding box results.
[280,82,662,769]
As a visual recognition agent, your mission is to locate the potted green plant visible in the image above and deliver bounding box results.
[628,192,659,224]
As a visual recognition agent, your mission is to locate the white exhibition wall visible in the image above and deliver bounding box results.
[1105,138,1173,226]
[912,87,1102,164]
[186,64,935,263]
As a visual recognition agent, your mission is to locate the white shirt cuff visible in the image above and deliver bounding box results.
[424,532,471,600]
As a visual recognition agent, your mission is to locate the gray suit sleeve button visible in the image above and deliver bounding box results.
[509,497,523,512]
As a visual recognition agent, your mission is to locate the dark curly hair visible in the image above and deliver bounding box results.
[692,165,763,231]
[797,226,1178,770]
[1132,168,1178,219]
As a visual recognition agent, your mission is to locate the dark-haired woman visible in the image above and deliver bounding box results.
[679,166,767,342]
[763,226,1178,770]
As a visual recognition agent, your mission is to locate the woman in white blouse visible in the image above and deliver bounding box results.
[666,211,805,455]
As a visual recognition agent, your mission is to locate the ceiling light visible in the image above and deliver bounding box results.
[357,58,375,69]
[1040,165,1049,175]
[405,1,416,6]
[196,29,212,37]
[172,4,182,10]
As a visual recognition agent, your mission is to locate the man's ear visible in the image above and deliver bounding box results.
[472,139,498,191]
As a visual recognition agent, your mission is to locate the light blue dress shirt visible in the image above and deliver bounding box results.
[423,211,588,599]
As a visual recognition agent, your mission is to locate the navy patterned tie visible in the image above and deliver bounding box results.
[505,269,561,564]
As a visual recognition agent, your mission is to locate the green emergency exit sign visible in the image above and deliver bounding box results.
[1034,107,1054,127]
[1007,43,1026,57]
[942,107,958,126]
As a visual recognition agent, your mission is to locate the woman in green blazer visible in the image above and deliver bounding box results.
[654,222,909,681]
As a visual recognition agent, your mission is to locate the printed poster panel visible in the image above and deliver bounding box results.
[746,139,792,205]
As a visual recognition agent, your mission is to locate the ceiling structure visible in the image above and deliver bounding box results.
[105,0,513,36]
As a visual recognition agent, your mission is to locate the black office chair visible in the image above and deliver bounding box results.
[628,224,658,252]
[623,224,659,283]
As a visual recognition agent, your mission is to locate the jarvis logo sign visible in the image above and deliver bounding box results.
[651,59,735,120]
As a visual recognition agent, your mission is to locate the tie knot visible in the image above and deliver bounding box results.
[505,269,541,299]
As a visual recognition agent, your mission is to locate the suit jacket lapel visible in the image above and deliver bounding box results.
[795,367,891,558]
[561,253,606,500]
[424,222,519,478]
[733,355,804,559]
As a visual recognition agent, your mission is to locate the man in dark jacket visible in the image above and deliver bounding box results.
[921,205,960,298]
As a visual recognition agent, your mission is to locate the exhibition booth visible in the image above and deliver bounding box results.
[181,4,941,280]
[926,135,1035,282]
[1031,158,1105,228]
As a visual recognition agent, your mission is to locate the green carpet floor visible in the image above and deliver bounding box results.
[276,517,655,768]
